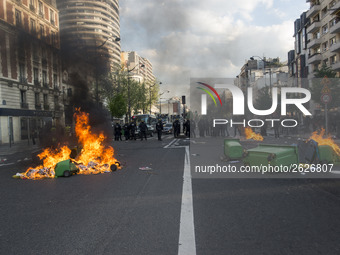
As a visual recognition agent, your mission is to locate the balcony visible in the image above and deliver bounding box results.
[307,38,322,49]
[29,4,35,12]
[306,4,321,18]
[332,61,340,71]
[307,21,321,34]
[43,82,49,88]
[44,104,49,110]
[308,53,322,64]
[20,102,28,109]
[330,42,340,52]
[19,76,27,84]
[330,22,340,34]
[35,104,42,110]
[42,58,47,67]
[34,79,41,86]
[331,1,340,15]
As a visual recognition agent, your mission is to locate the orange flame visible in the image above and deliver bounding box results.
[20,109,120,179]
[245,127,264,141]
[309,128,340,156]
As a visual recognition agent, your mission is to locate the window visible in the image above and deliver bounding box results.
[30,19,36,34]
[330,37,336,46]
[313,31,320,39]
[323,59,329,66]
[33,68,39,84]
[330,18,337,28]
[331,55,337,64]
[38,1,43,15]
[322,41,328,52]
[321,7,328,19]
[15,10,22,27]
[50,9,55,24]
[19,63,25,83]
[40,24,44,38]
[35,93,40,105]
[330,0,336,8]
[42,70,47,87]
[43,94,48,106]
[53,74,58,88]
[51,31,56,46]
[302,28,306,49]
[30,0,35,11]
[322,24,328,34]
[20,90,26,103]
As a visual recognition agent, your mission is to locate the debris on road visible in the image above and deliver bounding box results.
[139,167,152,171]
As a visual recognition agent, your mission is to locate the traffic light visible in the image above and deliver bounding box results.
[182,96,186,104]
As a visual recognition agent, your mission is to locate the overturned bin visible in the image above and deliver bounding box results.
[224,138,244,161]
[318,145,340,164]
[55,159,79,177]
[243,144,299,167]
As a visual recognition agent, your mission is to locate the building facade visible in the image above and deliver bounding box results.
[0,0,62,144]
[121,51,155,84]
[289,11,309,88]
[57,0,121,69]
[306,0,340,76]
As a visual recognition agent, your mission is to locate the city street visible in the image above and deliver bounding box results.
[1,134,340,254]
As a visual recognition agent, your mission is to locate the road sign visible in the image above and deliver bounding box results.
[321,84,331,94]
[321,75,330,85]
[321,93,332,104]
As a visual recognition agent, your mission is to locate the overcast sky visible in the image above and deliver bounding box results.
[120,0,310,97]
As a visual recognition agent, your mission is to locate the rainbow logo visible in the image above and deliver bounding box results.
[196,82,223,106]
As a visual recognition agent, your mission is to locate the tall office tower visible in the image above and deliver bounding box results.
[57,0,121,70]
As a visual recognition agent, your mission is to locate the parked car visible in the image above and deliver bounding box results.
[163,123,173,134]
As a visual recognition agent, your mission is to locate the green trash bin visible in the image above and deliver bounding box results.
[224,138,244,161]
[54,159,79,177]
[243,144,299,167]
[318,145,340,164]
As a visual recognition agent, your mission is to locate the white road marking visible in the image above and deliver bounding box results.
[178,146,196,255]
[0,162,15,167]
[164,139,178,149]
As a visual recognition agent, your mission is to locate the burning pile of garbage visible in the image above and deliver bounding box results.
[244,127,264,141]
[309,128,340,156]
[15,109,121,180]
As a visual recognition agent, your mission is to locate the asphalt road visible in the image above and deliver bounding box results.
[1,134,340,254]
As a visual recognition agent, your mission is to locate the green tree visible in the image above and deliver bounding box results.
[108,94,127,118]
[254,86,274,111]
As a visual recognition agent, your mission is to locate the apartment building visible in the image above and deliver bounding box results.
[289,11,309,88]
[121,51,156,84]
[0,0,62,144]
[57,0,121,69]
[306,0,340,76]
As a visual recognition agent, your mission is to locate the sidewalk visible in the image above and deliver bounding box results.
[0,140,41,157]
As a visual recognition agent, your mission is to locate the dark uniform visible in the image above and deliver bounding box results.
[129,121,137,140]
[114,123,122,141]
[156,120,163,141]
[139,121,148,141]
[184,119,190,137]
[123,123,130,140]
[173,120,180,138]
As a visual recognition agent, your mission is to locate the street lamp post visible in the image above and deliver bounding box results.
[250,56,274,89]
[159,90,169,115]
[94,35,120,105]
[149,82,161,115]
[127,63,145,121]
